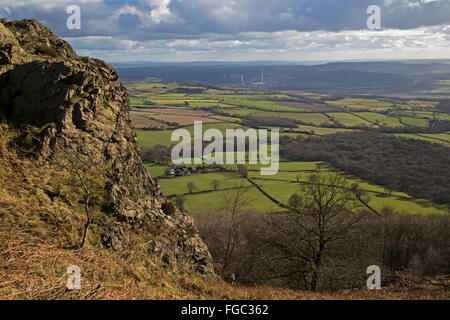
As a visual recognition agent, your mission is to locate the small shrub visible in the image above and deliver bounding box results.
[34,43,59,58]
[161,201,177,215]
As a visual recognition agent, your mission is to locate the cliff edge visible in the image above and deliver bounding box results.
[0,19,214,275]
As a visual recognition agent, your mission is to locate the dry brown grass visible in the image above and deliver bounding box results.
[2,227,446,300]
[0,124,448,300]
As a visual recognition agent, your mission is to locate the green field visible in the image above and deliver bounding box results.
[145,164,168,177]
[217,108,258,117]
[418,133,450,142]
[400,100,439,110]
[218,98,305,112]
[136,123,247,148]
[394,134,450,146]
[250,168,446,215]
[182,186,284,213]
[327,113,376,127]
[224,161,327,172]
[354,112,404,128]
[144,155,448,215]
[253,112,332,126]
[295,125,357,135]
[159,171,250,195]
[400,117,429,127]
[129,82,449,217]
[428,80,450,94]
[411,111,450,121]
[188,102,238,109]
[152,160,448,215]
[327,98,393,111]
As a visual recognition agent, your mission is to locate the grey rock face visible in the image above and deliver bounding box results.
[0,19,214,275]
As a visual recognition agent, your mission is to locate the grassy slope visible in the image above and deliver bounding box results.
[0,124,300,300]
[1,125,448,300]
[148,160,448,215]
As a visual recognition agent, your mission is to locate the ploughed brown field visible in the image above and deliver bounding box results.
[131,108,223,127]
[130,112,173,129]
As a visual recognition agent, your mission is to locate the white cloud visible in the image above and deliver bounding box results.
[2,0,449,62]
[64,25,450,62]
[149,0,174,24]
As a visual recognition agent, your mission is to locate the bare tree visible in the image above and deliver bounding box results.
[288,192,302,209]
[237,164,248,178]
[186,181,196,194]
[221,181,253,278]
[351,183,381,216]
[269,170,366,291]
[174,195,186,210]
[51,145,107,249]
[211,179,221,191]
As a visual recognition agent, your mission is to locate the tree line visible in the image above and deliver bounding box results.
[279,132,450,204]
[191,171,450,292]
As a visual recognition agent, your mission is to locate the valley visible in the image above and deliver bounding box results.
[128,82,450,216]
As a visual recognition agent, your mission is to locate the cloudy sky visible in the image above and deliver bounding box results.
[1,0,449,62]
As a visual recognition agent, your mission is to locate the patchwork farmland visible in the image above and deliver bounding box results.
[128,82,450,216]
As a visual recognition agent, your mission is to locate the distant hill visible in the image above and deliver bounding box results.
[114,60,450,96]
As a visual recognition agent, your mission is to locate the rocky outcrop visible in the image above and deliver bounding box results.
[0,19,214,275]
